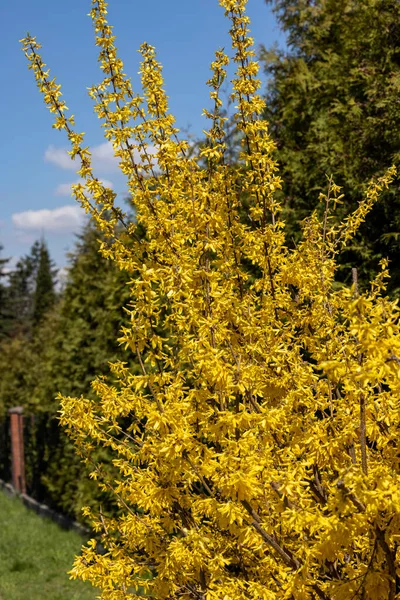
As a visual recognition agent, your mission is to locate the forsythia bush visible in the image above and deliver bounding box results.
[22,1,400,598]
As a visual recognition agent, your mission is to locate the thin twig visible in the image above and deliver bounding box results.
[352,268,368,476]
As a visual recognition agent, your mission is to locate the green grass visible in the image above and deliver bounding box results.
[0,491,99,600]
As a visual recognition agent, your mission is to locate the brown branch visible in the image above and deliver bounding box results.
[309,464,329,506]
[375,524,397,600]
[240,500,332,600]
[336,480,366,513]
[352,268,368,476]
[359,392,368,476]
[270,481,297,510]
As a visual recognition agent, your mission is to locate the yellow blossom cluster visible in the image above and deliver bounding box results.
[21,1,399,598]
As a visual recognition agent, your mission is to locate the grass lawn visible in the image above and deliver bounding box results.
[0,491,99,600]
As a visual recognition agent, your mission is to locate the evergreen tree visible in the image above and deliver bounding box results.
[6,239,57,336]
[26,224,133,519]
[261,0,400,291]
[0,224,134,518]
[34,222,133,408]
[6,252,36,336]
[0,335,36,417]
[31,239,57,328]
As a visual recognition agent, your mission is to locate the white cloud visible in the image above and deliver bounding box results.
[45,145,76,170]
[12,205,86,233]
[55,179,113,196]
[45,142,119,173]
[92,142,120,171]
[45,141,157,173]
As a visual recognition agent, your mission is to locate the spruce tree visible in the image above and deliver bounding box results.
[6,239,57,336]
[31,239,57,328]
[6,252,35,336]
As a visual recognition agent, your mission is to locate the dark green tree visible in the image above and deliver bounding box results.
[6,253,36,337]
[0,222,137,520]
[261,0,400,290]
[31,239,57,328]
[5,239,57,336]
[26,223,135,519]
[34,223,133,406]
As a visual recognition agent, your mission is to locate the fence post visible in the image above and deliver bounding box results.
[8,407,26,494]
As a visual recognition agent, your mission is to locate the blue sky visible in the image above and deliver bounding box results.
[1,0,285,271]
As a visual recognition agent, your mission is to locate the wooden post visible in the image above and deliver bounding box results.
[8,407,26,494]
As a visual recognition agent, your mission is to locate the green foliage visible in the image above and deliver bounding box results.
[261,0,400,291]
[31,239,57,328]
[0,240,57,416]
[27,224,134,520]
[5,239,57,337]
[0,335,36,416]
[6,253,36,337]
[32,223,134,407]
[0,224,135,521]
